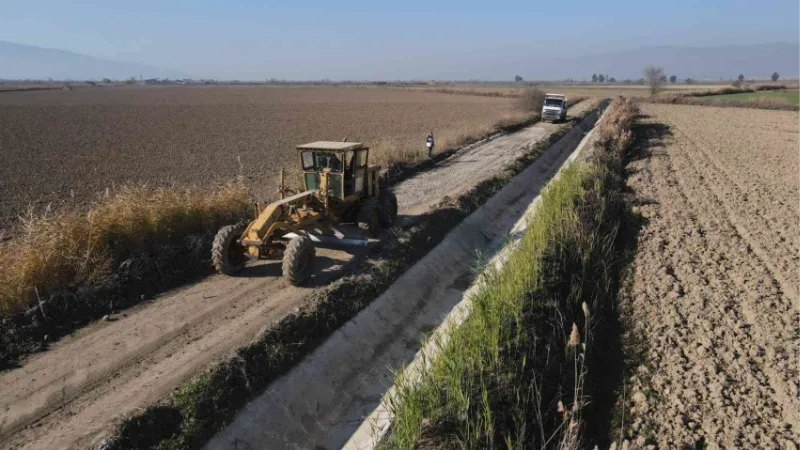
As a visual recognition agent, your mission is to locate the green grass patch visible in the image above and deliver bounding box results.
[701,89,799,105]
[384,97,638,449]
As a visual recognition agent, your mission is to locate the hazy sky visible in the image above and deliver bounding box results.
[1,0,798,80]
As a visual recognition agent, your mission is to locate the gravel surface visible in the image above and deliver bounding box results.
[394,99,598,211]
[620,104,799,449]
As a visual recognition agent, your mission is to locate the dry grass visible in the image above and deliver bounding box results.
[0,184,250,316]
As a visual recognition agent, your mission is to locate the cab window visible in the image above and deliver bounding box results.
[356,150,368,167]
[301,151,343,172]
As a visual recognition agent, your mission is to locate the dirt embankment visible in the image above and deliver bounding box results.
[620,103,799,448]
[0,99,598,450]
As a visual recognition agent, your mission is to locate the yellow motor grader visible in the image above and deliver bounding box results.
[212,141,398,286]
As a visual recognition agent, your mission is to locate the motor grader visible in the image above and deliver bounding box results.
[212,141,398,286]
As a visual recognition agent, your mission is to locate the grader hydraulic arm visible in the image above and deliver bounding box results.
[240,190,321,254]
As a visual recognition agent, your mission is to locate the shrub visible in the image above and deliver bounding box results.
[644,66,665,98]
[516,87,546,112]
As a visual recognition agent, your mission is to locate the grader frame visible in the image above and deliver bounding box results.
[212,141,397,286]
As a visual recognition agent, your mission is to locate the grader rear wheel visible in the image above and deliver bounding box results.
[368,202,382,237]
[282,236,315,286]
[358,198,383,237]
[212,224,247,275]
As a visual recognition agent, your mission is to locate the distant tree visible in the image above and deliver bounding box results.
[598,74,605,83]
[669,75,677,83]
[608,77,616,83]
[124,76,136,84]
[737,74,745,83]
[772,72,780,82]
[515,75,523,82]
[644,66,666,97]
[592,73,598,83]
[685,78,695,84]
[102,78,112,84]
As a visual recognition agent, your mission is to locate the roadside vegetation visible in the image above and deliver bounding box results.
[99,102,600,450]
[383,97,638,449]
[516,87,546,112]
[710,89,800,105]
[651,84,799,110]
[0,185,250,315]
[0,185,251,365]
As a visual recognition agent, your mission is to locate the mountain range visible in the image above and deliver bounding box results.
[1,40,797,81]
[0,40,191,81]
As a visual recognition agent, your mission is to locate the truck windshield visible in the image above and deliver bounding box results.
[544,98,564,107]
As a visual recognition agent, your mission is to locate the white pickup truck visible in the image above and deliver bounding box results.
[541,93,567,122]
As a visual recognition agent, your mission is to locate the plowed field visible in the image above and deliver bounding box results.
[0,85,524,231]
[621,103,799,448]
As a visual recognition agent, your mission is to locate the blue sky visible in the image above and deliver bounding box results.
[1,0,798,80]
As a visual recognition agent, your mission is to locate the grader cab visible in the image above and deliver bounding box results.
[212,141,398,286]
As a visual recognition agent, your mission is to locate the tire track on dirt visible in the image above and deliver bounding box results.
[641,105,798,301]
[621,111,798,448]
[642,104,799,221]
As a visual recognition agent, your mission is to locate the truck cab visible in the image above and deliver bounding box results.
[541,94,567,122]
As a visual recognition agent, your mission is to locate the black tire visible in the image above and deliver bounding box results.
[381,191,398,227]
[368,202,382,237]
[212,224,247,275]
[282,236,315,286]
[358,198,382,237]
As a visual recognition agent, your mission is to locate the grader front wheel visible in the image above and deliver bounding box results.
[212,224,247,275]
[282,236,315,286]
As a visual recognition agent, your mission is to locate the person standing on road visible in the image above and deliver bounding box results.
[426,132,435,159]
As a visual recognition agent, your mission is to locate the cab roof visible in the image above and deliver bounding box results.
[296,141,366,151]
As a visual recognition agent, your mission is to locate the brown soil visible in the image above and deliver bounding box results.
[620,103,799,448]
[0,85,523,231]
[0,100,594,450]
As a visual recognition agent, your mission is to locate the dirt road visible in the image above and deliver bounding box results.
[0,100,597,450]
[203,103,606,450]
[621,104,798,448]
